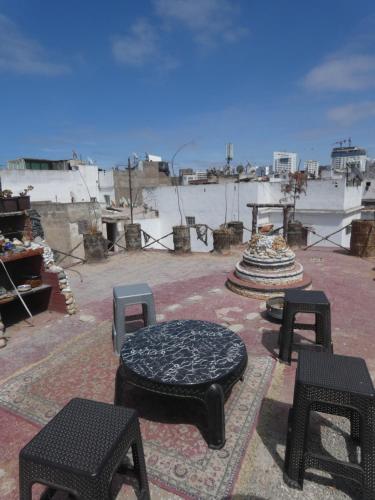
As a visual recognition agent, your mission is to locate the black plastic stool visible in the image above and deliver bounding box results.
[19,398,150,500]
[279,289,332,364]
[284,350,375,499]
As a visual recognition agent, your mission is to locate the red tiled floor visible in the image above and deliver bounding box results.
[0,247,374,498]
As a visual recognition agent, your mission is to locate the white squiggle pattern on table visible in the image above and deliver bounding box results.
[120,320,247,385]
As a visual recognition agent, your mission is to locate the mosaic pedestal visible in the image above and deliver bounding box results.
[226,234,311,299]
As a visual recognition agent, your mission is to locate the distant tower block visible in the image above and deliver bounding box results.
[226,143,234,163]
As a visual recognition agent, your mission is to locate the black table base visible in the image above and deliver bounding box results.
[115,355,247,449]
[115,320,248,449]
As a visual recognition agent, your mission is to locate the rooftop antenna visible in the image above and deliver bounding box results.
[127,157,134,224]
[226,143,233,169]
[224,143,233,226]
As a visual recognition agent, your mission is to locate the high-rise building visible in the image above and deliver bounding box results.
[273,152,297,174]
[331,145,367,173]
[304,160,320,177]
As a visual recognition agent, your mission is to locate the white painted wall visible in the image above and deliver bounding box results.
[0,165,100,203]
[98,170,115,205]
[141,178,363,251]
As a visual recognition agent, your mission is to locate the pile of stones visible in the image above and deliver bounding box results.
[40,241,77,315]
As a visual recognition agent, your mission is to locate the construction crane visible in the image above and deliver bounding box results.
[333,137,352,148]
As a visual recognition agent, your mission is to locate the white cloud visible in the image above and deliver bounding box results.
[112,18,179,69]
[112,19,158,66]
[0,14,70,76]
[153,0,248,47]
[327,101,375,125]
[304,55,375,91]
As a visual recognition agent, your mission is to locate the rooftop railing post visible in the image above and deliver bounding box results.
[283,206,289,239]
[252,206,258,235]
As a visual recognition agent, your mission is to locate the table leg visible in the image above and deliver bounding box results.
[205,383,225,449]
[114,365,126,406]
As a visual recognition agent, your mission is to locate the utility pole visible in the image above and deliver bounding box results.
[128,157,133,224]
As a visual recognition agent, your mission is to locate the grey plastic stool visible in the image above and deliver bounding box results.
[112,283,156,355]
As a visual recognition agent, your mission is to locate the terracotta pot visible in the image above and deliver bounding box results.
[259,224,274,234]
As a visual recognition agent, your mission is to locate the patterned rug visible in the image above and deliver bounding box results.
[0,321,274,499]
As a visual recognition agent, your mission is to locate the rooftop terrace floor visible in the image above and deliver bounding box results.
[0,246,374,499]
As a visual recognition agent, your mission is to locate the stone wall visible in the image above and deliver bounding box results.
[113,164,172,206]
[31,202,102,267]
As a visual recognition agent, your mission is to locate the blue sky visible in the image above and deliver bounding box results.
[0,0,375,169]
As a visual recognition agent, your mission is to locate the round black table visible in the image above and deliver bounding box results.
[115,319,248,449]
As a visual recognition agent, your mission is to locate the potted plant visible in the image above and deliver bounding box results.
[17,185,34,210]
[0,189,18,212]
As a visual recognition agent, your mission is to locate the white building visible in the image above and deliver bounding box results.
[1,159,116,206]
[331,146,367,173]
[304,160,320,177]
[273,152,297,175]
[181,170,208,186]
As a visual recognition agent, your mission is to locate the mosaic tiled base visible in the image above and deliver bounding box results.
[227,234,311,298]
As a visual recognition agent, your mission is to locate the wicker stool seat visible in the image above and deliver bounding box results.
[279,289,332,364]
[284,350,375,498]
[112,283,156,355]
[19,398,150,500]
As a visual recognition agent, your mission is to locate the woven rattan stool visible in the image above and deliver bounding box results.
[112,283,156,355]
[19,398,150,500]
[279,289,332,364]
[284,350,375,498]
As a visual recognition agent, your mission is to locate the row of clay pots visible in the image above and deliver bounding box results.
[173,223,244,254]
[95,222,245,256]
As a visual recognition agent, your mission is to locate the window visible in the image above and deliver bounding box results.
[345,224,352,235]
[185,216,196,226]
[90,197,97,202]
[104,195,110,206]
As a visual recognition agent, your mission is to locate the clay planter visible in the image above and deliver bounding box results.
[83,232,108,262]
[259,224,274,234]
[173,225,191,253]
[287,221,307,249]
[213,229,231,254]
[350,220,375,257]
[227,221,244,245]
[125,223,142,251]
[0,195,31,212]
[0,197,18,212]
[17,196,31,210]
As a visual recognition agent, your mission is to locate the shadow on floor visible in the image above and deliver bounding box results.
[256,397,362,499]
[119,383,219,446]
[261,329,325,362]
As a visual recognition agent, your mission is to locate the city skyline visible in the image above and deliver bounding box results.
[0,1,375,168]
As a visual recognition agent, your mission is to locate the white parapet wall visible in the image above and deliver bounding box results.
[139,178,363,251]
[0,165,100,203]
